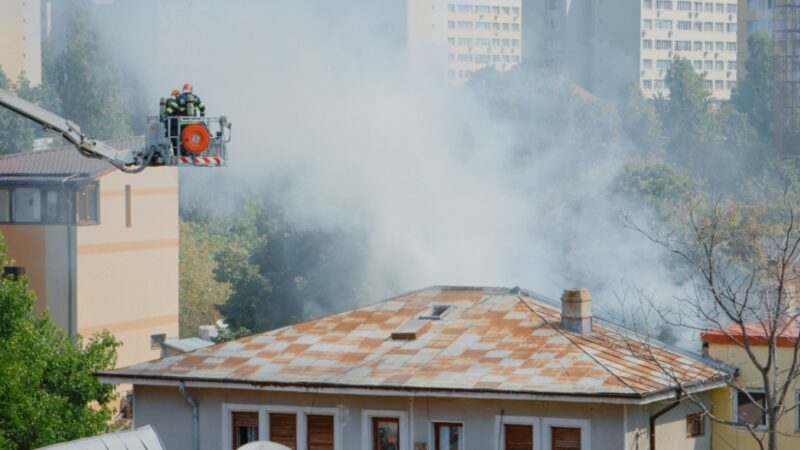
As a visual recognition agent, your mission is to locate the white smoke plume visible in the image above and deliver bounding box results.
[96,0,689,338]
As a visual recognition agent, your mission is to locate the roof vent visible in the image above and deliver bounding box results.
[419,304,451,320]
[391,320,431,340]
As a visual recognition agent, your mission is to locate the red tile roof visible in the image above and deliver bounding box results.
[101,287,731,402]
[701,320,800,347]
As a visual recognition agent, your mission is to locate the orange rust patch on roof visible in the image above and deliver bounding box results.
[105,287,730,398]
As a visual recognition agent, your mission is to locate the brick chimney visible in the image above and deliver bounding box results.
[561,288,592,334]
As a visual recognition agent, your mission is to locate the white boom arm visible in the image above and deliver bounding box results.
[0,89,151,172]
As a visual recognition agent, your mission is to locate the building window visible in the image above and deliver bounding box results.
[13,188,41,223]
[475,5,490,14]
[643,59,653,69]
[715,22,724,32]
[448,4,455,13]
[695,2,703,12]
[716,2,725,12]
[727,23,737,32]
[693,60,703,71]
[644,0,654,9]
[715,61,724,71]
[44,190,67,224]
[676,40,692,50]
[0,189,9,222]
[643,19,653,30]
[727,3,738,14]
[678,20,692,30]
[551,427,581,450]
[232,411,259,449]
[686,414,704,437]
[657,0,674,10]
[307,415,334,450]
[728,60,737,70]
[434,422,464,450]
[643,79,653,89]
[457,21,472,30]
[727,80,736,89]
[457,4,472,13]
[655,79,667,89]
[76,183,98,224]
[735,391,767,427]
[269,413,297,449]
[150,333,166,349]
[694,21,703,31]
[448,21,455,29]
[678,0,692,10]
[656,40,672,50]
[727,41,737,51]
[372,417,399,450]
[476,22,491,30]
[705,3,714,12]
[504,424,533,450]
[704,79,713,90]
[655,19,673,30]
[694,40,703,50]
[705,41,714,51]
[704,60,714,70]
[704,22,713,32]
[657,59,671,70]
[643,39,653,49]
[458,37,472,47]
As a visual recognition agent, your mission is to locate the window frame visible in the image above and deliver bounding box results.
[494,415,541,450]
[542,418,590,450]
[10,187,43,224]
[686,413,704,437]
[75,182,100,225]
[430,421,465,450]
[221,403,341,450]
[362,409,408,450]
[733,389,768,430]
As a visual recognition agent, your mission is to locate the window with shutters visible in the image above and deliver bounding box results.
[551,427,581,450]
[504,424,533,450]
[372,417,400,450]
[270,413,297,449]
[686,414,704,437]
[307,415,334,450]
[231,411,259,449]
[434,422,464,450]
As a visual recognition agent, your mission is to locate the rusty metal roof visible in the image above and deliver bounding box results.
[0,137,144,183]
[100,287,732,402]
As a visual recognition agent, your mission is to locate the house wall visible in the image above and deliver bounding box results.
[623,397,712,450]
[706,343,800,449]
[76,167,179,368]
[131,385,711,450]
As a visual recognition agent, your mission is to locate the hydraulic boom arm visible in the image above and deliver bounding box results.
[0,89,152,173]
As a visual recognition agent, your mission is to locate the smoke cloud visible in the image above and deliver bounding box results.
[98,0,689,336]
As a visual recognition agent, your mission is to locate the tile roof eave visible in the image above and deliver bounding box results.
[96,371,733,406]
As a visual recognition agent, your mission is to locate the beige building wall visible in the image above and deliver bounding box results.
[408,0,523,84]
[0,0,42,85]
[76,167,179,367]
[707,343,800,449]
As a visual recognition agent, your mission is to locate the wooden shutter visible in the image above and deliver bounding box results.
[270,413,297,450]
[504,424,533,450]
[551,427,581,450]
[231,411,259,449]
[307,415,334,450]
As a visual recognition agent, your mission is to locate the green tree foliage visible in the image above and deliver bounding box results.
[213,199,366,334]
[614,158,697,207]
[732,33,774,139]
[660,57,718,168]
[54,6,131,140]
[618,82,666,155]
[0,67,36,155]
[0,235,120,449]
[179,218,232,338]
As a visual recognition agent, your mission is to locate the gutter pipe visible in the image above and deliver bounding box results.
[179,381,199,450]
[649,391,683,450]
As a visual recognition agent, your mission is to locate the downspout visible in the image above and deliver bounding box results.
[179,381,199,450]
[61,174,78,339]
[649,391,683,450]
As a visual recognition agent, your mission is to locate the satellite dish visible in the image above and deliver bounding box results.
[238,442,291,450]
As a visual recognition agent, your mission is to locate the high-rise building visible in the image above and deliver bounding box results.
[737,0,773,79]
[524,1,739,101]
[595,0,740,100]
[408,0,523,83]
[0,0,42,85]
[774,0,800,153]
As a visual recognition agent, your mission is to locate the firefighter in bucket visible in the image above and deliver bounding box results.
[165,83,210,157]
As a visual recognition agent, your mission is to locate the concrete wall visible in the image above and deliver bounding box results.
[76,167,179,368]
[0,0,42,85]
[130,385,715,450]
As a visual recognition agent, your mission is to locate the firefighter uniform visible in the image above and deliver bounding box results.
[176,92,206,117]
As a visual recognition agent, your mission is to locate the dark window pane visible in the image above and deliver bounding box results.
[232,411,259,449]
[307,415,334,450]
[45,190,66,223]
[504,424,533,450]
[435,422,462,450]
[270,413,297,450]
[373,417,399,450]
[0,190,9,222]
[13,188,41,222]
[76,184,98,223]
[552,427,581,450]
[737,391,767,427]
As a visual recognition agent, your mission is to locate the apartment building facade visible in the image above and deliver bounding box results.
[737,0,773,78]
[0,0,42,85]
[408,0,523,84]
[0,140,178,369]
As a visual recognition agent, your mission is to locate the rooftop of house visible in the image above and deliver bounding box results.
[701,319,800,348]
[100,286,733,403]
[0,136,144,185]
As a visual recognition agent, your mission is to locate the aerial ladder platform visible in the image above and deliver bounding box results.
[0,88,230,173]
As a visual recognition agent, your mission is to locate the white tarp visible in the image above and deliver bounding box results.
[37,425,165,450]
